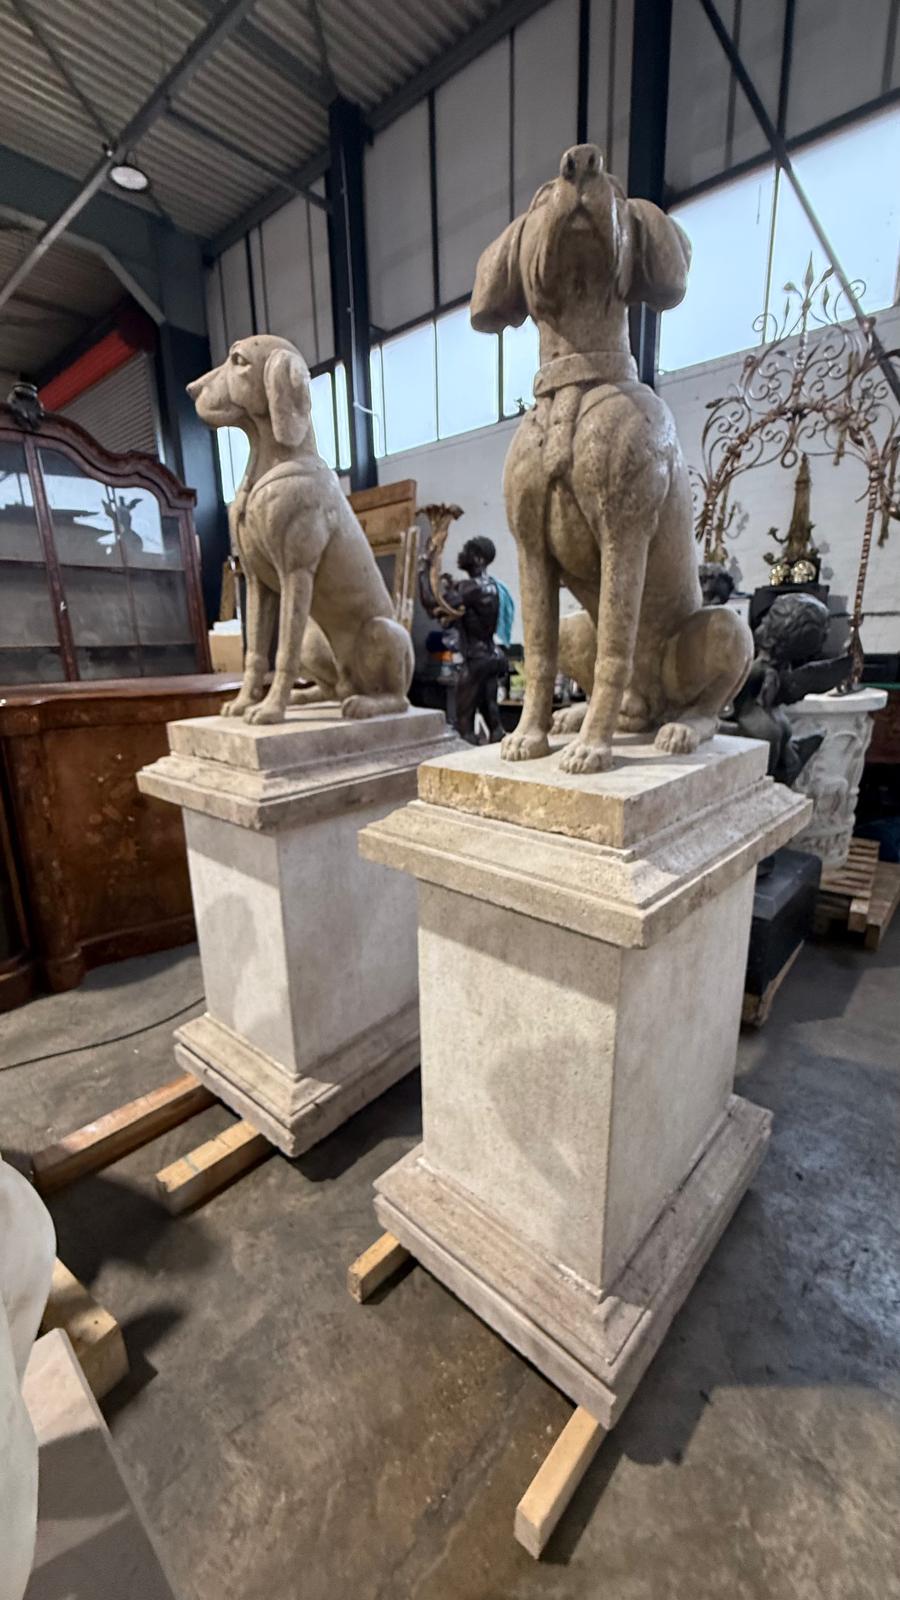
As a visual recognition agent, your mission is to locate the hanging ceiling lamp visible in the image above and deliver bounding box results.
[107,150,150,192]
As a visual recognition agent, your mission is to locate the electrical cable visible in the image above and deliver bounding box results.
[0,996,205,1074]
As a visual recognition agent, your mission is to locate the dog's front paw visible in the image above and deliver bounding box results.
[243,699,289,725]
[551,704,587,735]
[559,739,614,775]
[655,721,700,755]
[221,698,250,718]
[500,729,550,762]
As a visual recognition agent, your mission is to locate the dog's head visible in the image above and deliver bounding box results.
[470,144,691,334]
[187,334,312,447]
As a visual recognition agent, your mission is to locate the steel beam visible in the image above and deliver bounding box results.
[627,0,673,387]
[328,98,375,491]
[164,108,329,210]
[207,0,556,266]
[0,0,261,313]
[185,0,333,105]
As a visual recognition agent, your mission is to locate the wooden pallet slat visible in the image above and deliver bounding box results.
[863,861,900,950]
[514,1407,607,1559]
[40,1259,128,1400]
[347,1233,411,1303]
[32,1073,215,1195]
[155,1120,271,1214]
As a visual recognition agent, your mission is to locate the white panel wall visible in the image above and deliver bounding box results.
[260,198,312,353]
[587,0,633,181]
[218,241,254,345]
[205,265,227,366]
[436,40,511,303]
[366,102,433,330]
[512,0,580,214]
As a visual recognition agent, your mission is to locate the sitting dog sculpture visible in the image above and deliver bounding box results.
[471,144,752,772]
[188,334,413,724]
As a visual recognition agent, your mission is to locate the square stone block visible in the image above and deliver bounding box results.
[360,733,811,1422]
[138,706,458,1155]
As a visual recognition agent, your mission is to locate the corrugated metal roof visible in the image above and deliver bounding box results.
[0,225,126,375]
[0,0,509,239]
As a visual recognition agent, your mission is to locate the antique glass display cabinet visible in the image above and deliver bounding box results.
[0,398,210,684]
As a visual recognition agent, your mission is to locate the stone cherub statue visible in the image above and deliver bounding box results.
[419,514,506,744]
[732,592,851,785]
[470,143,752,773]
[188,334,413,724]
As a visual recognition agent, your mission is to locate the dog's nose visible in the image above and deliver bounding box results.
[559,144,604,189]
[186,373,210,399]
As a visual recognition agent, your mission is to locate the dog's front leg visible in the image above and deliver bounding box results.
[221,576,277,717]
[501,542,558,762]
[244,569,313,725]
[559,535,649,774]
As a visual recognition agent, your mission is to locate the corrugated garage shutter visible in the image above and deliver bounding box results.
[60,352,160,456]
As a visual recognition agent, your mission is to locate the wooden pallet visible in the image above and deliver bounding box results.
[348,1232,605,1559]
[814,838,900,947]
[31,1073,274,1214]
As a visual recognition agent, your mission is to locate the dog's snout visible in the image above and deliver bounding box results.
[559,144,604,188]
[186,372,210,400]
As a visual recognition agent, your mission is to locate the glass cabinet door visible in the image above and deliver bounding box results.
[38,449,202,680]
[0,441,65,683]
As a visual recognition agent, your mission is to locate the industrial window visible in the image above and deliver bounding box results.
[502,320,541,417]
[216,427,250,505]
[436,305,499,439]
[659,105,900,375]
[380,322,438,455]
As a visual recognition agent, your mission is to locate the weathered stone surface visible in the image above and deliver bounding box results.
[138,705,454,830]
[138,709,459,1156]
[23,1330,178,1600]
[784,687,887,866]
[188,334,413,725]
[361,734,810,946]
[469,144,752,775]
[0,1159,55,1600]
[418,731,766,848]
[364,734,807,1416]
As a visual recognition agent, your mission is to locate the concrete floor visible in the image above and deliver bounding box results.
[1,930,898,1600]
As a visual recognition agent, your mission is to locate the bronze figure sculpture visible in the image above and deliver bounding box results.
[419,520,506,744]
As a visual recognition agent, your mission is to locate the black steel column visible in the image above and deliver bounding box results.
[328,96,376,490]
[626,0,674,387]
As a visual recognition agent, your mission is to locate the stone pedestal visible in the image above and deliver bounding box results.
[359,735,809,1425]
[784,687,887,867]
[138,707,457,1156]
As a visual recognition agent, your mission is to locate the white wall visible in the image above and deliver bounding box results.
[660,303,900,654]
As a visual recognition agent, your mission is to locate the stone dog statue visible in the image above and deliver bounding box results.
[471,144,753,773]
[188,334,413,724]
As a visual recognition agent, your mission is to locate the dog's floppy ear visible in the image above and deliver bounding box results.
[620,199,691,311]
[264,347,311,447]
[470,215,528,334]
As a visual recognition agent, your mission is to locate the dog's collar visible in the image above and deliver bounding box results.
[533,351,637,397]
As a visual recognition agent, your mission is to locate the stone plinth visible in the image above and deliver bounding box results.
[359,735,810,1425]
[138,706,457,1156]
[784,688,887,867]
